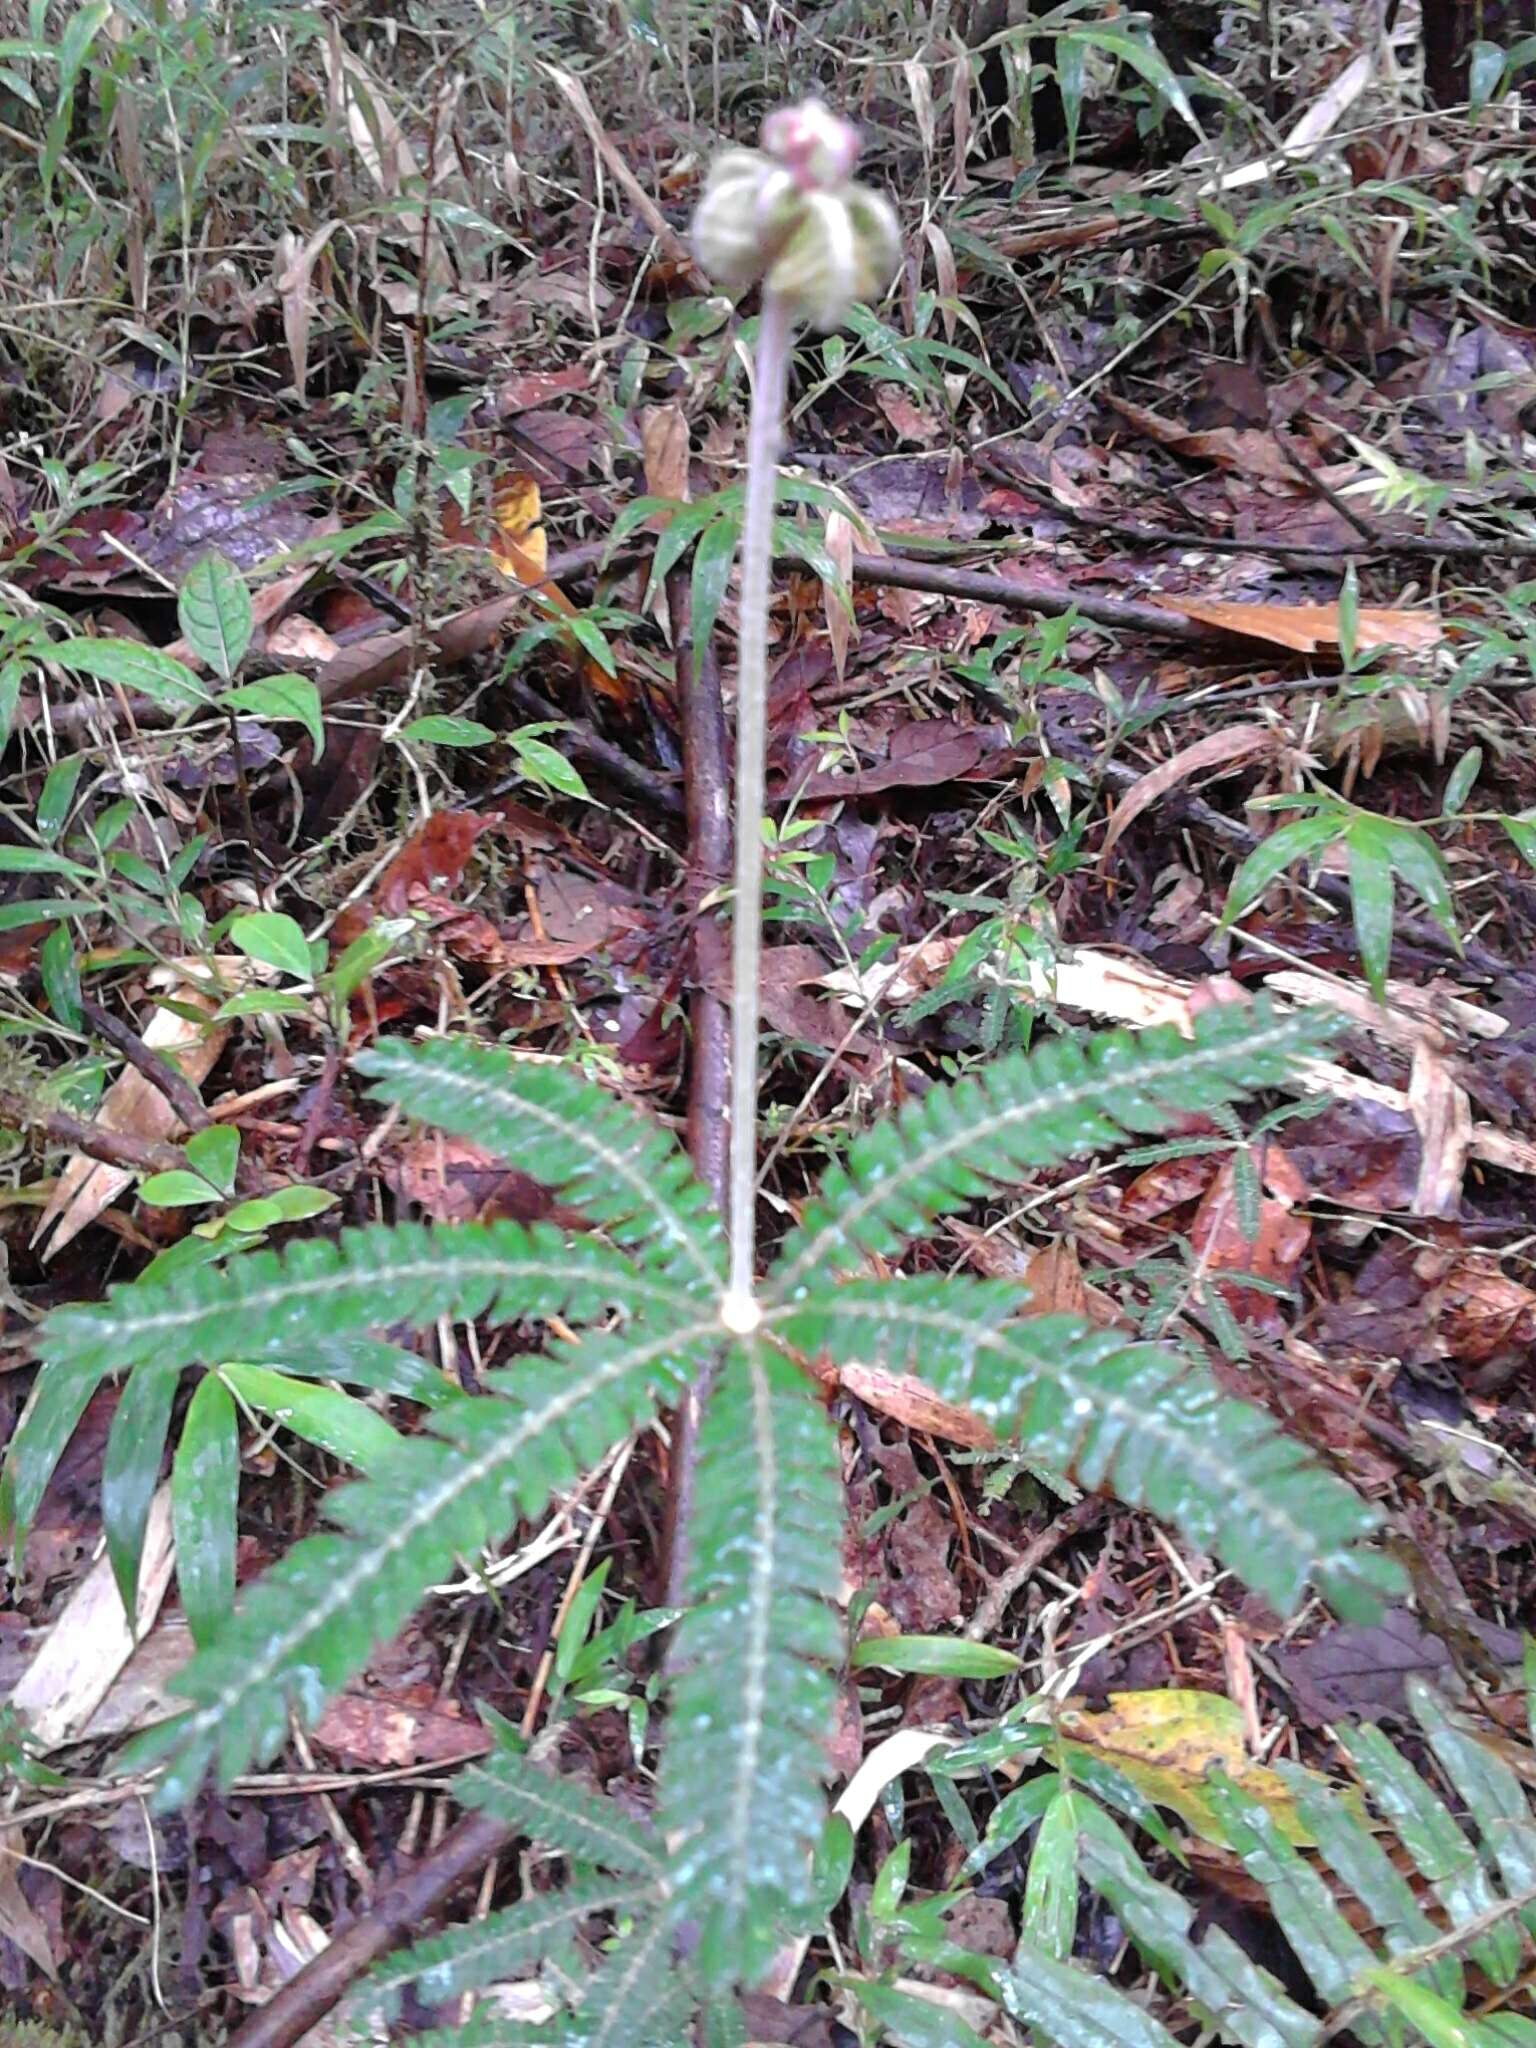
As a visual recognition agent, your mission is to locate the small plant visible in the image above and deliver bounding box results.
[2,98,1402,2042]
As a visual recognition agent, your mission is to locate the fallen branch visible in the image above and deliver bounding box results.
[0,1088,186,1176]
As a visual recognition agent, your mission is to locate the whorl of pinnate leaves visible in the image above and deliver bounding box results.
[660,1336,845,1986]
[691,98,900,330]
[772,998,1331,1294]
[772,1277,1403,1621]
[354,1038,726,1292]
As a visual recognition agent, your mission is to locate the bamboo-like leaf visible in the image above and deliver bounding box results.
[355,1039,725,1291]
[772,1279,1398,1620]
[127,1317,720,1806]
[772,1002,1331,1292]
[1408,1680,1536,1938]
[660,1338,844,1987]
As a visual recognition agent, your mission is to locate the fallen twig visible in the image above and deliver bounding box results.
[0,1088,186,1176]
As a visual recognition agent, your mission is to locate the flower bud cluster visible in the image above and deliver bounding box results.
[692,99,899,331]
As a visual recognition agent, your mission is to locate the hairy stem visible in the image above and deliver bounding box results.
[727,289,793,1310]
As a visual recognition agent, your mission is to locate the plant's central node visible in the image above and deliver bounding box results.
[718,1288,762,1337]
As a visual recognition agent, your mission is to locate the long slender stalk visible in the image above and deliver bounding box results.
[725,289,793,1317]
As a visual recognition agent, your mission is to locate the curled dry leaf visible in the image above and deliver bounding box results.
[1101,722,1275,862]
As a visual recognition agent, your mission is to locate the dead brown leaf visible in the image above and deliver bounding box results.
[1101,723,1275,862]
[1155,595,1442,653]
[1189,1151,1311,1335]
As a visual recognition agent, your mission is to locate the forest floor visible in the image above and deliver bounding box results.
[1,5,1535,2044]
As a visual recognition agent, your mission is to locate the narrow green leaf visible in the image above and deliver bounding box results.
[1346,816,1397,1002]
[2,1357,115,1549]
[124,1315,715,1804]
[354,1039,725,1292]
[178,553,254,681]
[850,1634,1021,1678]
[1023,1791,1081,1961]
[1002,1932,1183,2047]
[1444,748,1481,815]
[39,920,81,1031]
[689,514,739,680]
[511,731,591,802]
[1382,821,1460,950]
[102,1360,181,1617]
[172,1374,240,1648]
[457,1738,665,1877]
[1345,1722,1521,1986]
[843,1980,993,2048]
[0,845,91,877]
[221,1363,400,1472]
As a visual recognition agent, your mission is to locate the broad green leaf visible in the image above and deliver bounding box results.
[223,1186,337,1232]
[102,1360,181,1616]
[140,1169,221,1209]
[511,731,590,802]
[184,1125,239,1194]
[325,922,407,1006]
[172,1373,240,1647]
[1346,816,1397,1001]
[49,637,209,710]
[689,514,740,681]
[0,845,91,877]
[178,553,254,680]
[37,755,85,840]
[221,1363,401,1472]
[224,674,324,759]
[229,911,316,982]
[213,990,313,1020]
[850,1634,1021,1678]
[399,715,496,747]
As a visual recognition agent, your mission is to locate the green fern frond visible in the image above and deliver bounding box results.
[457,1741,666,1880]
[583,1912,688,2048]
[772,1000,1329,1293]
[356,1038,725,1291]
[1001,1931,1183,2046]
[660,1337,844,1987]
[127,1316,722,1806]
[356,1873,657,2022]
[1079,1821,1319,2048]
[1341,1720,1525,1986]
[772,1278,1400,1619]
[4,1221,702,1546]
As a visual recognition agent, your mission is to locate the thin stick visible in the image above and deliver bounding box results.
[725,290,793,1315]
